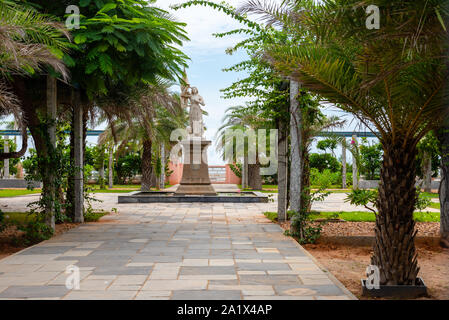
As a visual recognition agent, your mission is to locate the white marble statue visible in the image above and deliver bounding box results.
[181,73,205,138]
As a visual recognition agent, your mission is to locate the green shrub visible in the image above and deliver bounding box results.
[84,211,108,222]
[0,210,6,233]
[345,189,378,213]
[415,189,432,212]
[345,188,433,213]
[309,153,341,173]
[263,211,296,222]
[311,168,340,187]
[359,139,383,180]
[287,211,324,245]
[18,221,54,245]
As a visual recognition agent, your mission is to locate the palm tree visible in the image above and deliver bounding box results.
[437,5,449,248]
[216,105,271,190]
[240,0,448,285]
[0,1,69,160]
[99,84,186,191]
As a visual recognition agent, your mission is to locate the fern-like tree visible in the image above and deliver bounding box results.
[437,5,449,248]
[99,84,186,191]
[0,1,69,161]
[14,0,188,221]
[216,105,272,190]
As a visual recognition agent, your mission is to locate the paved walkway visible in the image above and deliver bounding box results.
[0,195,354,300]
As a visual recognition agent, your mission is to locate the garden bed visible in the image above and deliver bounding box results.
[0,223,78,260]
[280,221,449,300]
[0,211,111,260]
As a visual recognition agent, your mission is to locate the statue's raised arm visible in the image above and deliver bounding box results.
[180,71,191,109]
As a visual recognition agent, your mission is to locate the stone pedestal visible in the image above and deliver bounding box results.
[175,139,216,195]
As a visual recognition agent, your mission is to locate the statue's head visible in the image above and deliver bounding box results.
[191,87,198,94]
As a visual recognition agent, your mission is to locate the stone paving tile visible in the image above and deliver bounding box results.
[0,271,61,286]
[0,195,354,300]
[134,292,171,300]
[0,264,43,273]
[180,266,235,275]
[142,280,208,291]
[179,275,237,280]
[239,275,302,286]
[236,263,290,271]
[47,270,92,286]
[113,275,147,285]
[274,284,345,296]
[20,246,75,255]
[0,286,69,299]
[182,259,209,266]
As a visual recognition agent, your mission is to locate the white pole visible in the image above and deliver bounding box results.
[3,136,9,179]
[342,140,347,189]
[352,135,358,190]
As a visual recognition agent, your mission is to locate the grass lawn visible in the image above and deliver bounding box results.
[92,189,138,193]
[264,210,440,223]
[2,210,109,224]
[238,184,278,193]
[84,211,109,222]
[0,189,41,197]
[1,212,37,224]
[422,192,440,198]
[90,184,172,193]
[429,202,441,209]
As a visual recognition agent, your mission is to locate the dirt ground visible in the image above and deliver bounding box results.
[297,222,449,300]
[0,223,79,260]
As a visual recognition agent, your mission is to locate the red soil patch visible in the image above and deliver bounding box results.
[282,221,449,300]
[0,223,79,260]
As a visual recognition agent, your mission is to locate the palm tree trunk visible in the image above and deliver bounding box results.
[342,141,347,188]
[438,124,449,248]
[301,150,311,213]
[248,163,262,190]
[66,106,76,221]
[422,152,432,193]
[141,139,153,192]
[99,160,105,189]
[108,146,113,189]
[438,20,449,248]
[159,144,165,189]
[352,135,359,190]
[3,138,9,178]
[242,153,248,189]
[372,142,420,285]
[289,79,302,213]
[150,169,157,188]
[13,77,56,228]
[45,76,57,230]
[73,92,84,223]
[277,119,288,222]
